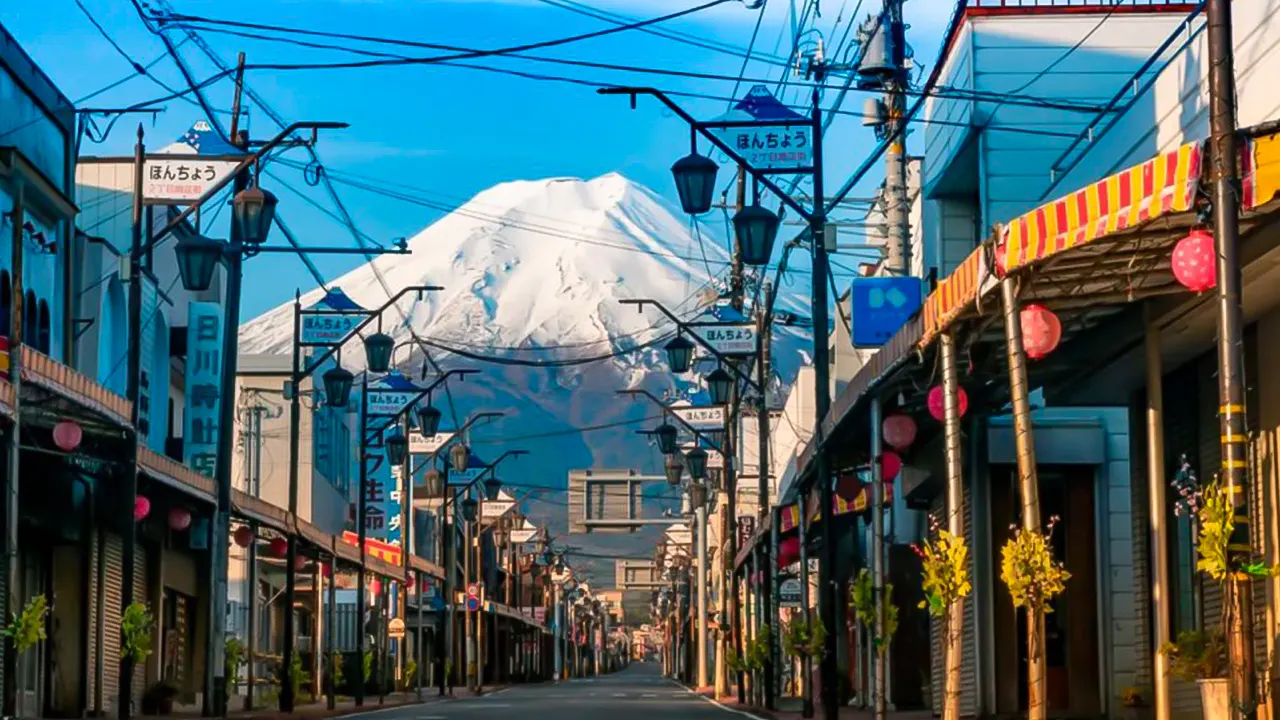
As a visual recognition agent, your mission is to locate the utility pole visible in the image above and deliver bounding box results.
[727,164,747,705]
[756,284,775,710]
[1206,0,1256,717]
[120,124,145,720]
[882,0,911,276]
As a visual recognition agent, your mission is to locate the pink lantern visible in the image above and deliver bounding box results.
[232,526,254,548]
[405,574,416,590]
[133,495,151,522]
[269,537,288,558]
[1171,229,1216,292]
[882,413,917,451]
[52,419,82,452]
[167,507,192,532]
[371,578,382,596]
[778,536,801,568]
[1020,303,1062,360]
[880,451,902,482]
[321,562,332,578]
[927,385,969,422]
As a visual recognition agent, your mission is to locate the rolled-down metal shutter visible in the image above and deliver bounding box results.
[132,543,149,707]
[87,531,100,712]
[926,483,977,717]
[103,533,124,714]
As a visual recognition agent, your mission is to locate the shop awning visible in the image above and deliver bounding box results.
[20,346,132,426]
[734,481,893,569]
[137,446,215,504]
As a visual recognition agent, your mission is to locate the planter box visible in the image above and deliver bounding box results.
[1199,679,1229,720]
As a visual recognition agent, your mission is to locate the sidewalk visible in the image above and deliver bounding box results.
[152,691,442,720]
[694,687,932,720]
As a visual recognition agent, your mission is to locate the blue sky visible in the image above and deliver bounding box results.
[4,0,952,319]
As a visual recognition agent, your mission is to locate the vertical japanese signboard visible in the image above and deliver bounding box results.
[138,279,158,449]
[184,302,223,478]
[363,430,392,543]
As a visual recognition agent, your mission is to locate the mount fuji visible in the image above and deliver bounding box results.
[238,172,810,581]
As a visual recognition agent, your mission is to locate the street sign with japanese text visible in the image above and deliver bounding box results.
[367,373,420,417]
[664,524,692,548]
[690,323,756,357]
[669,403,725,430]
[362,427,401,544]
[409,430,456,455]
[143,156,239,204]
[183,302,223,478]
[481,489,516,522]
[300,289,368,346]
[779,577,802,607]
[707,86,813,171]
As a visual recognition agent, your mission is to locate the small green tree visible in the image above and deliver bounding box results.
[1,595,48,655]
[120,602,154,664]
[851,569,898,654]
[224,637,245,700]
[330,651,345,693]
[363,650,373,684]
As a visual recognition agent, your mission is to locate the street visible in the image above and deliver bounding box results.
[351,665,739,720]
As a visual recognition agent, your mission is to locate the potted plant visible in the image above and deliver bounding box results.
[120,601,154,665]
[1118,686,1147,720]
[329,651,345,694]
[1160,630,1228,719]
[140,680,179,715]
[1,594,48,656]
[403,659,418,691]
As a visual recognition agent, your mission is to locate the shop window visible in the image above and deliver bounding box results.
[36,300,50,355]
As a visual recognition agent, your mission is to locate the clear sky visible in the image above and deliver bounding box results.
[4,0,952,320]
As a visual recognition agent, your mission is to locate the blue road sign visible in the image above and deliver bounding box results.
[850,276,924,348]
[466,596,481,612]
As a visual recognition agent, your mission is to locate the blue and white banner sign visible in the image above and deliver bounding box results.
[184,302,223,478]
[708,85,812,171]
[367,372,420,417]
[850,276,924,348]
[300,288,368,345]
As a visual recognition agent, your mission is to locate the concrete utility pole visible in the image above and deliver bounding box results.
[1206,0,1256,718]
[727,164,747,705]
[881,0,911,275]
[756,284,775,710]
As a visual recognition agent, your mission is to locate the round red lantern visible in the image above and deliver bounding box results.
[880,451,902,482]
[1171,229,1217,292]
[835,474,861,502]
[52,419,82,452]
[405,574,416,590]
[778,536,801,568]
[882,413,917,451]
[168,507,192,532]
[1020,303,1062,360]
[133,495,151,522]
[927,385,969,422]
[269,537,288,558]
[371,578,382,596]
[232,526,254,548]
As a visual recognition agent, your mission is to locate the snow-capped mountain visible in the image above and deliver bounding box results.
[239,172,809,581]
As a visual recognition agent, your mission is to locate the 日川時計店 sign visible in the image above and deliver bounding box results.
[691,322,756,356]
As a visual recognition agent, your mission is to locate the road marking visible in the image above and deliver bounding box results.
[665,679,759,718]
[612,693,627,697]
[643,693,657,698]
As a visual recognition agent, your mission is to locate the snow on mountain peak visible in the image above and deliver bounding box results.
[239,173,731,364]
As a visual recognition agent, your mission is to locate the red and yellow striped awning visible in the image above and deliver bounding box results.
[778,482,893,534]
[1003,141,1202,272]
[920,248,982,348]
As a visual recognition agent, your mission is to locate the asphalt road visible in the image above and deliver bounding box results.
[348,664,745,720]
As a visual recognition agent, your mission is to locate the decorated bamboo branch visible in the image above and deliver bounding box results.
[912,515,972,720]
[1000,516,1069,720]
[1,595,48,655]
[850,569,897,655]
[120,602,155,664]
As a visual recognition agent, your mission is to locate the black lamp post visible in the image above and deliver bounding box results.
[685,447,708,481]
[231,184,279,245]
[364,333,395,374]
[416,404,442,437]
[663,336,695,374]
[460,497,478,523]
[322,366,354,408]
[706,368,734,406]
[483,476,502,502]
[732,203,781,266]
[173,233,224,293]
[670,153,719,215]
[450,443,470,473]
[654,423,678,455]
[384,428,408,466]
[664,455,684,486]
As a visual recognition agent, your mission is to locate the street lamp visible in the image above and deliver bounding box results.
[384,428,408,466]
[732,203,781,267]
[322,366,354,408]
[173,233,223,292]
[422,468,444,498]
[654,423,678,455]
[483,475,502,502]
[685,447,708,481]
[689,482,708,510]
[460,497,478,523]
[663,336,695,374]
[670,153,719,215]
[416,404,442,437]
[364,333,395,373]
[664,454,684,486]
[450,443,470,473]
[231,184,279,245]
[706,368,734,406]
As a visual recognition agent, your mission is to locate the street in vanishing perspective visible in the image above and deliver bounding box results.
[1,0,1275,719]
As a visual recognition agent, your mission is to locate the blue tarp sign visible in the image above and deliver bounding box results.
[850,277,923,348]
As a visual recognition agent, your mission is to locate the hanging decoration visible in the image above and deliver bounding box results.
[1171,229,1217,292]
[52,419,83,452]
[880,451,903,483]
[269,537,288,558]
[882,414,917,451]
[1019,303,1062,360]
[927,385,969,422]
[835,474,861,502]
[232,526,254,548]
[778,536,801,568]
[405,574,416,590]
[167,507,192,532]
[371,578,382,596]
[133,495,151,522]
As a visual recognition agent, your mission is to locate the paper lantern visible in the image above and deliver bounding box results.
[233,526,254,548]
[1171,229,1217,292]
[1020,303,1062,360]
[133,495,151,522]
[880,451,902,482]
[168,507,192,532]
[778,536,801,568]
[52,419,82,452]
[371,578,382,596]
[882,413,917,451]
[269,537,288,558]
[405,574,416,589]
[927,385,969,422]
[835,474,861,502]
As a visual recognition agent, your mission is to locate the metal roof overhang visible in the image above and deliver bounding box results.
[787,126,1280,497]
